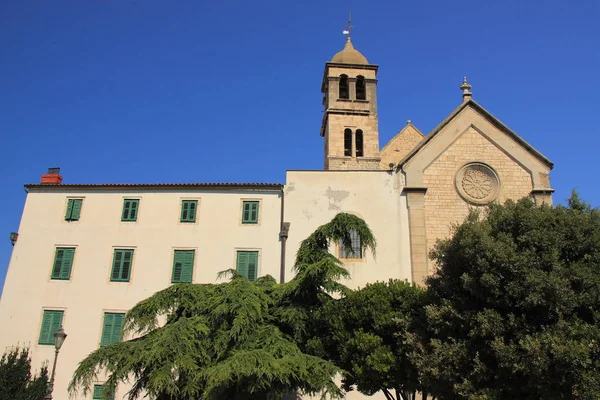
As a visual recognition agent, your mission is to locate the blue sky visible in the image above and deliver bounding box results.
[1,1,599,292]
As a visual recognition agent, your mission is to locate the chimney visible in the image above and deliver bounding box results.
[40,167,63,185]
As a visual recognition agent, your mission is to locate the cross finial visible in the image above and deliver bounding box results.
[342,12,355,36]
[460,76,472,102]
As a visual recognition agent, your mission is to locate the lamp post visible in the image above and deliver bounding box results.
[44,327,67,400]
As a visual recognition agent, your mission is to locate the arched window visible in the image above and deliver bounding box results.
[339,229,363,259]
[339,75,349,99]
[344,129,352,156]
[356,76,366,100]
[355,129,364,157]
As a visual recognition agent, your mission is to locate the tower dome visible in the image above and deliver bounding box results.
[331,37,369,64]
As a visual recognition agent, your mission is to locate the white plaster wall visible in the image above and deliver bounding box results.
[0,187,282,399]
[284,170,412,289]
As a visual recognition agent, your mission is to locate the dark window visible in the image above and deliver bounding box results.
[355,129,364,157]
[356,76,366,100]
[339,75,349,99]
[339,230,363,259]
[344,129,352,156]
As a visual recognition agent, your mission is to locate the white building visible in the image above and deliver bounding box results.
[0,37,553,399]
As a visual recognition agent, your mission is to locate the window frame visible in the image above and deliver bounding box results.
[50,247,76,280]
[100,312,125,347]
[338,229,364,261]
[110,249,134,282]
[65,198,83,221]
[180,200,198,223]
[171,249,195,283]
[121,199,140,222]
[240,200,261,225]
[38,310,64,345]
[235,250,259,281]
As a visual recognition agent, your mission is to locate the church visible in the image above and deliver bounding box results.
[0,36,553,399]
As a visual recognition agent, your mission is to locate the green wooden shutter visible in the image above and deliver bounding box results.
[111,249,133,282]
[51,249,65,279]
[71,199,82,220]
[236,251,248,278]
[172,251,183,283]
[188,201,197,222]
[181,250,194,283]
[129,200,138,221]
[65,200,74,220]
[242,202,251,223]
[111,251,123,281]
[92,385,103,399]
[111,313,125,343]
[93,384,114,400]
[180,200,197,222]
[247,251,258,281]
[121,250,132,280]
[250,202,259,223]
[242,201,259,224]
[122,201,130,221]
[60,248,74,279]
[52,248,74,280]
[122,199,139,221]
[39,310,63,345]
[101,313,114,347]
[180,201,189,222]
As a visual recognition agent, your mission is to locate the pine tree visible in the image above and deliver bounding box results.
[0,347,49,400]
[69,213,375,400]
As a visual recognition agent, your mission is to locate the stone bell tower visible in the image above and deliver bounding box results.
[320,37,381,170]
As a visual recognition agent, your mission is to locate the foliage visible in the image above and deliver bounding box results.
[0,347,49,400]
[316,280,426,400]
[412,194,600,399]
[69,213,375,400]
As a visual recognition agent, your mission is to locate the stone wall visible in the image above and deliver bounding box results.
[422,127,533,266]
[379,123,424,169]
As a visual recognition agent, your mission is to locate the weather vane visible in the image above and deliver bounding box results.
[342,12,355,36]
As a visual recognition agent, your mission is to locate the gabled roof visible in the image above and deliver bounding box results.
[380,122,425,154]
[398,99,554,169]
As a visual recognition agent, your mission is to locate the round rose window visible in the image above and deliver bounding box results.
[455,163,500,205]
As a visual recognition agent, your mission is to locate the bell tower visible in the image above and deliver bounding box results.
[320,37,381,170]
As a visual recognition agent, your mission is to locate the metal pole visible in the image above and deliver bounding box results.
[44,348,60,399]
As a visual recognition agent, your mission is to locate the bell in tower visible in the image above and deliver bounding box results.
[320,36,381,170]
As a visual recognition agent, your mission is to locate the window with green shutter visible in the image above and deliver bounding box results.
[241,201,259,224]
[65,199,83,221]
[100,312,125,347]
[51,247,75,280]
[121,199,139,222]
[180,200,198,223]
[93,384,115,400]
[236,251,258,281]
[172,250,195,283]
[110,249,134,282]
[38,310,64,345]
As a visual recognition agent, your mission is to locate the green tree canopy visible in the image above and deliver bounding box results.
[0,347,49,400]
[69,213,376,400]
[413,195,600,399]
[315,280,426,400]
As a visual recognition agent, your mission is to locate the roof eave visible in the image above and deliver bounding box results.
[398,99,554,170]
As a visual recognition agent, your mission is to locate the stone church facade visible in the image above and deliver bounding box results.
[0,37,553,399]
